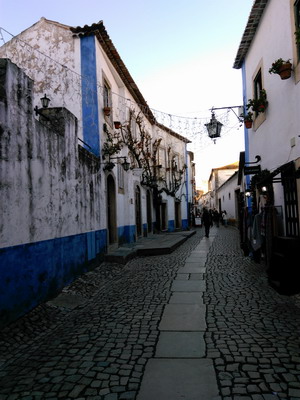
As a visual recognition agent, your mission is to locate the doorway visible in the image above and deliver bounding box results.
[175,200,181,229]
[161,202,167,231]
[107,174,117,246]
[146,190,152,234]
[135,185,142,238]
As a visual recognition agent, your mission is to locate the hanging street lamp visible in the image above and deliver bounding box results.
[205,112,223,142]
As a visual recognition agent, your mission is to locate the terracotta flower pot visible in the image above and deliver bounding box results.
[279,63,292,80]
[245,120,253,129]
[103,107,111,116]
[114,121,121,129]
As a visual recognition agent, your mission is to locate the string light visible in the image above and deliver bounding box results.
[0,26,242,151]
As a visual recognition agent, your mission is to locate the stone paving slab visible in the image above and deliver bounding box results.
[190,249,208,254]
[184,258,207,266]
[190,273,203,280]
[184,258,206,267]
[185,255,207,263]
[155,331,205,358]
[177,265,206,273]
[136,359,219,400]
[47,293,86,309]
[175,273,189,280]
[171,280,206,292]
[196,238,215,247]
[169,292,203,304]
[159,304,206,331]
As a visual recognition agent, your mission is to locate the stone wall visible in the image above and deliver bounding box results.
[0,59,106,327]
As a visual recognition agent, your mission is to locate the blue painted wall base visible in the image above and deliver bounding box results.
[0,229,107,328]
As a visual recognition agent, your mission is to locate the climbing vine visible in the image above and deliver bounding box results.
[102,109,187,197]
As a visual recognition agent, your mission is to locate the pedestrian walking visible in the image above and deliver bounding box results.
[202,207,212,238]
[213,208,220,227]
[222,210,228,227]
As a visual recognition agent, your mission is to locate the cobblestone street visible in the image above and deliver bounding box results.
[1,226,300,400]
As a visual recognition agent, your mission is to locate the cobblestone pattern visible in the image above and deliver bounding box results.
[0,230,204,400]
[204,227,300,400]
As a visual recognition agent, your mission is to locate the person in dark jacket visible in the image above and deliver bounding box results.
[202,207,212,238]
[213,208,220,227]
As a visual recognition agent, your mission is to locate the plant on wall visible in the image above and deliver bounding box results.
[246,89,268,115]
[155,148,187,196]
[102,124,123,158]
[269,58,292,80]
[101,108,187,197]
[295,29,300,45]
[241,111,253,128]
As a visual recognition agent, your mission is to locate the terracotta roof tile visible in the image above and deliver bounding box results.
[233,0,269,69]
[70,22,156,124]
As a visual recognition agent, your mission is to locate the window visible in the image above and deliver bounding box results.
[103,79,113,124]
[295,0,300,60]
[103,80,111,108]
[130,118,137,140]
[228,192,231,200]
[118,163,124,191]
[172,154,180,170]
[251,65,266,129]
[158,148,166,168]
[254,69,262,105]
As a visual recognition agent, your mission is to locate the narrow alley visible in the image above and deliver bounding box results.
[0,226,300,400]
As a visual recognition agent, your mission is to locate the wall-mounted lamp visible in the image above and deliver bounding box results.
[34,94,51,116]
[245,190,252,198]
[104,156,130,172]
[261,186,268,193]
[40,94,51,108]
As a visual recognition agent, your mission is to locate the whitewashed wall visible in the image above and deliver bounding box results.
[0,18,83,137]
[0,59,103,248]
[244,0,300,178]
[0,18,190,236]
[217,173,239,220]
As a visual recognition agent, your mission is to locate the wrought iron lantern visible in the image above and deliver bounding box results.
[106,156,130,172]
[121,157,130,171]
[205,112,223,140]
[40,94,50,108]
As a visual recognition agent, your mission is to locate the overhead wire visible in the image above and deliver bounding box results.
[0,26,243,151]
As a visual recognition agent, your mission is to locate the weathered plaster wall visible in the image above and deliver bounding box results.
[0,18,83,137]
[0,59,106,327]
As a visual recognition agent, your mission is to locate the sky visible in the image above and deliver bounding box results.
[0,0,254,190]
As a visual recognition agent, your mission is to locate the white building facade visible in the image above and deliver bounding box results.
[207,163,239,211]
[234,0,300,294]
[217,171,240,224]
[0,19,193,325]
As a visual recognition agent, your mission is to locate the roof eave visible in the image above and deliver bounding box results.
[233,0,269,69]
[70,21,156,124]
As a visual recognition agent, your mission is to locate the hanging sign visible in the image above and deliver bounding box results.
[244,165,261,175]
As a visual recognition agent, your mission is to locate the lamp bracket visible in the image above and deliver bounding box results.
[210,105,244,123]
[245,155,261,165]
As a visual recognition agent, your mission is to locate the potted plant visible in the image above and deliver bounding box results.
[247,89,268,114]
[243,112,253,129]
[103,161,115,171]
[269,58,292,80]
[103,106,111,116]
[295,29,300,45]
[114,121,121,129]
